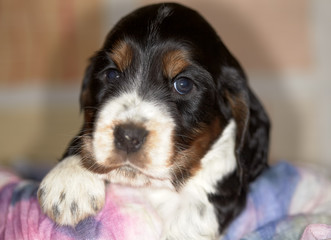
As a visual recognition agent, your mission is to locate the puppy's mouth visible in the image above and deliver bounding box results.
[81,135,170,182]
[112,162,169,181]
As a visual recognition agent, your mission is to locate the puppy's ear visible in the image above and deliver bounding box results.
[218,59,270,183]
[79,56,103,128]
[80,62,94,112]
[61,61,96,159]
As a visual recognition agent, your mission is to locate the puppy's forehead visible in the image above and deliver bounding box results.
[109,39,189,79]
[104,3,224,76]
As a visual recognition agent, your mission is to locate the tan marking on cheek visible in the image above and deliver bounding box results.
[172,118,222,184]
[163,50,190,79]
[144,123,175,167]
[144,130,166,163]
[144,129,158,151]
[109,41,133,71]
[81,136,113,174]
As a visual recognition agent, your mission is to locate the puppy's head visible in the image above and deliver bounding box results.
[69,3,270,190]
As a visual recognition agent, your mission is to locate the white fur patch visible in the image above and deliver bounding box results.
[93,91,175,182]
[38,156,106,226]
[146,120,237,240]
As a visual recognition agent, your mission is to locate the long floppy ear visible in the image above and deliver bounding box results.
[218,59,270,183]
[61,61,96,159]
[80,63,94,111]
[79,61,97,125]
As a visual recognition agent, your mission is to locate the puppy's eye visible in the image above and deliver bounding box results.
[105,69,121,81]
[174,77,194,95]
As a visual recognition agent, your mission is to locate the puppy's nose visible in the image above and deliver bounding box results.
[113,124,148,153]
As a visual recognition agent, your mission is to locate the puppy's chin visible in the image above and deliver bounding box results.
[105,165,174,189]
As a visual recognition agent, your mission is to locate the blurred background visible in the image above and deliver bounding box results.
[1,0,330,175]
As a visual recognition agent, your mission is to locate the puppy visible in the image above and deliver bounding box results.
[38,3,270,239]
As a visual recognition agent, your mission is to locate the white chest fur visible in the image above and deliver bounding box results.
[145,120,237,240]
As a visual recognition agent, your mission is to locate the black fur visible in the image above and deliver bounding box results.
[63,3,270,234]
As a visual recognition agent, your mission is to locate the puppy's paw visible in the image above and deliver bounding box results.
[38,156,106,226]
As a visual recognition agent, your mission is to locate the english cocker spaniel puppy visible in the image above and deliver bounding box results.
[38,3,270,239]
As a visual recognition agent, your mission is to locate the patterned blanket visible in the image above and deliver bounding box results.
[1,162,331,240]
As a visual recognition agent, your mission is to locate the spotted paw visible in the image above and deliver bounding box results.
[38,156,106,226]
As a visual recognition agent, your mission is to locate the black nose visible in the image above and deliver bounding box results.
[113,124,148,153]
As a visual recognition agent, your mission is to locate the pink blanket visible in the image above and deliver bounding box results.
[0,169,161,240]
[301,224,331,240]
[1,162,331,240]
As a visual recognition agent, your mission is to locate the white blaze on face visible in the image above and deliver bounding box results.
[92,91,175,179]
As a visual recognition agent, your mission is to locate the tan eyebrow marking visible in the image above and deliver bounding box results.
[109,41,133,71]
[163,50,190,79]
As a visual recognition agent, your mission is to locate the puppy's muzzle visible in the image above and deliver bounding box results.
[113,124,149,154]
